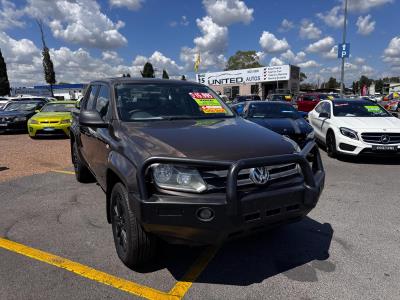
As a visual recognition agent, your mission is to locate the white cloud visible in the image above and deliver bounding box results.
[278,19,294,32]
[356,15,375,35]
[170,16,190,27]
[194,16,228,54]
[383,36,400,67]
[299,19,321,40]
[269,57,284,66]
[102,50,123,64]
[25,0,127,49]
[298,60,320,68]
[322,45,338,59]
[109,0,144,10]
[0,0,25,30]
[354,57,366,64]
[346,0,393,12]
[306,36,335,53]
[202,0,253,26]
[0,31,40,65]
[317,6,344,29]
[142,51,184,76]
[180,16,228,71]
[0,31,184,86]
[280,50,306,64]
[259,31,290,53]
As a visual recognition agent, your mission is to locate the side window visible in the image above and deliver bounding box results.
[85,85,98,110]
[315,103,323,113]
[95,85,110,120]
[321,102,331,114]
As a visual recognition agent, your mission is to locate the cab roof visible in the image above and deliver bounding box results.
[90,77,201,86]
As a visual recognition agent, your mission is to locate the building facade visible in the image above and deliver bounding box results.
[196,65,300,99]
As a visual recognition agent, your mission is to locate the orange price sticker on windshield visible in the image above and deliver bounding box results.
[189,93,226,114]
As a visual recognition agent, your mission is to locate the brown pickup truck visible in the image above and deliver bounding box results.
[70,78,325,269]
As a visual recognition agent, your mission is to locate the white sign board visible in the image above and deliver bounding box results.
[196,65,290,86]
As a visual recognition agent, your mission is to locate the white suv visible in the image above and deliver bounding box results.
[308,99,400,158]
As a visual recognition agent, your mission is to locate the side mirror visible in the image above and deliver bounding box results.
[392,112,399,118]
[319,112,330,119]
[79,110,108,128]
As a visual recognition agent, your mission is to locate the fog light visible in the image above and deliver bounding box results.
[196,207,214,221]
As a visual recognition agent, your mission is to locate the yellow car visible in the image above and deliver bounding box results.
[28,101,76,138]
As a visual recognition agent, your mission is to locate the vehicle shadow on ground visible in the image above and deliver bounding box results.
[142,217,334,285]
[317,142,400,165]
[337,155,400,165]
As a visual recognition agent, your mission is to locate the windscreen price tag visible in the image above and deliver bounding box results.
[189,92,226,114]
[364,105,381,113]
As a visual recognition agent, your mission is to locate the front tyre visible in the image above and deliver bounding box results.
[110,183,157,269]
[326,132,338,158]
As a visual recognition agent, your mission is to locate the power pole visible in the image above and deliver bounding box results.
[340,0,348,97]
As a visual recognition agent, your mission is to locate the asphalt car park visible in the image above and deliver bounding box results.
[1,135,400,299]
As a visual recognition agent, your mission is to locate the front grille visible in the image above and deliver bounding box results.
[0,117,14,122]
[361,132,400,144]
[201,163,301,192]
[39,121,59,124]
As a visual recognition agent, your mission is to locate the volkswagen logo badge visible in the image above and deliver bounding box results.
[249,167,270,185]
[381,135,390,144]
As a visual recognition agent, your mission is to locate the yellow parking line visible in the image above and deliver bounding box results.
[52,170,75,175]
[168,246,219,299]
[0,238,170,300]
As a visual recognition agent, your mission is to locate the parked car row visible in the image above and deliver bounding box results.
[0,99,76,137]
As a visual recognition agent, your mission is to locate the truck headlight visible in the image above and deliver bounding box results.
[340,127,359,140]
[60,119,71,124]
[151,164,207,193]
[282,136,301,153]
[29,119,39,124]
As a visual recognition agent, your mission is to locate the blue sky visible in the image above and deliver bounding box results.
[0,0,399,86]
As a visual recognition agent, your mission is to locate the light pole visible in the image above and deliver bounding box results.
[340,0,348,97]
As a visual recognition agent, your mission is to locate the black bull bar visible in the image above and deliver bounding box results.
[137,141,325,215]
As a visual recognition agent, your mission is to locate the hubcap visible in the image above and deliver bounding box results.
[112,195,127,252]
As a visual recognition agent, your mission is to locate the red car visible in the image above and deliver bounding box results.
[296,93,334,112]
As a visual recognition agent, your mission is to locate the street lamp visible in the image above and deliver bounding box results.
[340,0,348,97]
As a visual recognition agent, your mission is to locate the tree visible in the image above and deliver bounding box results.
[300,72,307,82]
[225,50,263,70]
[37,20,56,96]
[141,62,155,78]
[181,75,187,81]
[325,77,340,89]
[0,49,10,96]
[162,69,169,79]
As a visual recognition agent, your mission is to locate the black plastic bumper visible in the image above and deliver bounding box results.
[133,141,325,245]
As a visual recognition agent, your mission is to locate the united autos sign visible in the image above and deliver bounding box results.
[196,65,290,86]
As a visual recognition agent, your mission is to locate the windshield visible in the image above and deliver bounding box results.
[248,103,300,119]
[41,103,75,112]
[4,102,39,111]
[115,84,234,121]
[333,101,391,117]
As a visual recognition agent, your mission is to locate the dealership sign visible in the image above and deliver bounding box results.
[196,65,290,86]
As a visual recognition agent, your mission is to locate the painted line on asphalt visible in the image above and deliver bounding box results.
[49,168,220,299]
[0,238,170,300]
[169,246,219,299]
[52,170,75,175]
